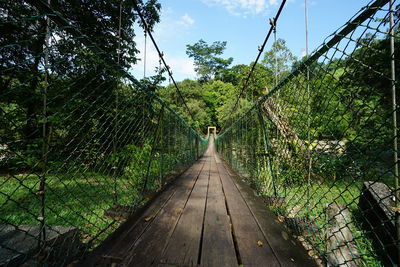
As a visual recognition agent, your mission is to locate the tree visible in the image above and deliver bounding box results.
[262,38,296,84]
[337,34,400,147]
[158,79,244,131]
[222,63,274,101]
[202,80,250,128]
[186,39,233,82]
[158,79,211,130]
[0,0,162,169]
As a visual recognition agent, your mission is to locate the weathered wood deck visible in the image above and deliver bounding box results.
[78,137,316,266]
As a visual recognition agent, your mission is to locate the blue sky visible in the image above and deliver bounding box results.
[131,0,369,82]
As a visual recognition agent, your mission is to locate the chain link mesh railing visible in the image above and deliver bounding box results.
[217,0,399,265]
[0,1,207,266]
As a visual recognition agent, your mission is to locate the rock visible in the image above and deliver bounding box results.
[326,204,359,266]
[263,196,286,206]
[0,225,81,266]
[283,206,319,236]
[105,205,134,220]
[310,140,347,154]
[287,205,301,218]
[359,181,398,265]
[284,217,319,236]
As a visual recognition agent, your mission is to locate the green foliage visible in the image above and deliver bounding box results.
[159,39,277,131]
[0,172,134,243]
[217,11,397,264]
[0,2,211,260]
[223,63,274,99]
[158,79,210,130]
[186,39,233,81]
[262,38,296,83]
[203,80,238,126]
[158,78,257,131]
[0,0,164,171]
[158,59,275,130]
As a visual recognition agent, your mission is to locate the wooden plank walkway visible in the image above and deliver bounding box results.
[78,137,316,267]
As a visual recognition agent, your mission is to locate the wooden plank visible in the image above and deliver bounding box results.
[111,162,205,259]
[159,157,211,266]
[122,159,206,266]
[201,160,237,267]
[80,137,317,267]
[77,163,204,266]
[220,158,318,267]
[216,160,280,267]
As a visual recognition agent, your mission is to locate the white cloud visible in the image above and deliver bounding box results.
[152,11,195,41]
[300,48,307,57]
[131,34,160,74]
[131,32,196,81]
[130,9,196,82]
[166,56,196,76]
[180,14,195,26]
[202,0,278,16]
[301,0,317,7]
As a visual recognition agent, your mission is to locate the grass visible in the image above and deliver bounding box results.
[262,177,384,267]
[0,172,142,245]
[216,150,390,266]
[0,145,202,252]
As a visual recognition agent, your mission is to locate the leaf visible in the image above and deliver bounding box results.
[257,240,263,247]
[144,216,153,222]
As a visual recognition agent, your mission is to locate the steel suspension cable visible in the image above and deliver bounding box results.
[28,0,204,136]
[132,1,202,134]
[231,0,287,115]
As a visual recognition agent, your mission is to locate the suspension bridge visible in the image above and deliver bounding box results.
[0,0,399,266]
[77,136,316,266]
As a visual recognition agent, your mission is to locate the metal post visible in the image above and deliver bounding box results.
[389,0,399,263]
[144,31,147,78]
[187,127,190,163]
[159,114,164,187]
[305,0,312,214]
[167,115,170,169]
[117,2,122,66]
[142,107,164,193]
[196,136,199,159]
[272,19,279,153]
[305,0,309,58]
[38,0,51,253]
[274,23,278,87]
[174,117,177,166]
[258,107,277,196]
[113,1,123,204]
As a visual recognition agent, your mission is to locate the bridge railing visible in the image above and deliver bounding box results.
[217,0,399,265]
[0,1,207,265]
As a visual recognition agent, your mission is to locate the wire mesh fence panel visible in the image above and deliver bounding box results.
[0,1,207,266]
[217,0,399,265]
